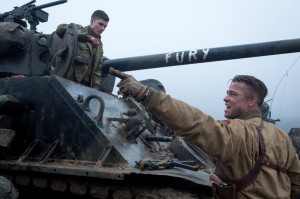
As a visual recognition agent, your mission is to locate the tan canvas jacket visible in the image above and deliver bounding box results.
[142,88,300,199]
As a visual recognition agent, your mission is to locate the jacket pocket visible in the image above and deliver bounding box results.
[75,42,90,65]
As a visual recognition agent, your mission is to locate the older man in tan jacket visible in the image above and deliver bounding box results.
[110,67,300,199]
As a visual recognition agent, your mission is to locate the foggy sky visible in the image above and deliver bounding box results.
[2,0,300,133]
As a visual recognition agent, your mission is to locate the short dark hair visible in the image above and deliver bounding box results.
[91,10,109,22]
[232,75,268,107]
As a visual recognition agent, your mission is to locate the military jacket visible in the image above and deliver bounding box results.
[142,88,300,199]
[56,24,103,88]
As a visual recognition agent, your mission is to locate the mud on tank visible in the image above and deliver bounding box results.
[0,1,214,198]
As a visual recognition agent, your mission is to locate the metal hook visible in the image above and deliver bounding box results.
[83,95,105,126]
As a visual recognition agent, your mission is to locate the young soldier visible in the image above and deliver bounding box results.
[56,10,109,89]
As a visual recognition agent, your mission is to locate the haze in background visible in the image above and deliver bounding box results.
[1,0,300,133]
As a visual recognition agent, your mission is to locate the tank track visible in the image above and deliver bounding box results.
[1,169,212,199]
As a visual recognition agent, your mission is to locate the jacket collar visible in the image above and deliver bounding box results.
[237,110,262,120]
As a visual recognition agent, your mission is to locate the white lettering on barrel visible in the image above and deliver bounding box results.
[165,53,172,63]
[176,52,184,63]
[189,50,197,62]
[202,49,209,60]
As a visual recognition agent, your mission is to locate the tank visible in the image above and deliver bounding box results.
[0,1,299,199]
[0,1,214,198]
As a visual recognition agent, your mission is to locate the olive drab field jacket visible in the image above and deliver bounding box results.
[56,24,103,89]
[142,88,300,199]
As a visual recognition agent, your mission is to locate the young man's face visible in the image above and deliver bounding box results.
[223,82,253,119]
[90,18,108,35]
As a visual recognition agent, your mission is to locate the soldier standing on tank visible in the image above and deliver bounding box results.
[109,67,300,199]
[56,10,109,90]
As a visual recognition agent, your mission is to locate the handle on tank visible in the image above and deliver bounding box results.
[82,95,105,126]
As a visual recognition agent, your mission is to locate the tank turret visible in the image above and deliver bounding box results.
[0,0,67,78]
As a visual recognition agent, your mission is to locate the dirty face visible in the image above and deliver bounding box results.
[90,18,108,35]
[223,82,253,119]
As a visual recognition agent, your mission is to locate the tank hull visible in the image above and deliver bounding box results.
[0,75,212,198]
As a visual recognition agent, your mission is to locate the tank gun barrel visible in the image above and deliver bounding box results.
[103,38,300,72]
[31,0,67,11]
[21,0,36,7]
